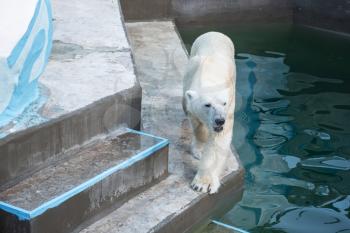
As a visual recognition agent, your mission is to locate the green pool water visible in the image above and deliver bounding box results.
[179,24,350,233]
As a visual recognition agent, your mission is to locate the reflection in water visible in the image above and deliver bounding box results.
[269,207,350,233]
[221,53,350,232]
[179,24,350,233]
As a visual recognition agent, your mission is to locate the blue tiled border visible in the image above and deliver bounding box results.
[211,220,250,233]
[0,129,169,220]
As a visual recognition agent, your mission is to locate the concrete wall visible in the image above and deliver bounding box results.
[293,0,350,34]
[120,0,350,34]
[172,0,293,27]
[120,0,294,26]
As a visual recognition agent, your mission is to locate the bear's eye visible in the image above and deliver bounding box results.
[205,103,211,108]
[223,102,227,106]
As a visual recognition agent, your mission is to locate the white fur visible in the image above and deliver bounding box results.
[183,32,238,194]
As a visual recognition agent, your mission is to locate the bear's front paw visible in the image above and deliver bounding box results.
[191,174,221,194]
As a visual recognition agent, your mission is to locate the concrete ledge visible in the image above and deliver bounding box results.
[78,161,243,233]
[152,166,244,233]
[0,130,169,233]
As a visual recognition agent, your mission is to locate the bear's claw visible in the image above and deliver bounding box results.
[191,174,221,194]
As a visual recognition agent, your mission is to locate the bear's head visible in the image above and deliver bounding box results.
[185,89,230,133]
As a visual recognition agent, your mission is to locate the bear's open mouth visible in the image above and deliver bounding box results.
[214,126,223,132]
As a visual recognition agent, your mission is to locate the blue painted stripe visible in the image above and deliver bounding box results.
[211,220,250,233]
[0,201,31,220]
[0,130,169,220]
[44,0,53,61]
[127,128,167,141]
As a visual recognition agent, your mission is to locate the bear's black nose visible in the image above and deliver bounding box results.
[215,118,225,126]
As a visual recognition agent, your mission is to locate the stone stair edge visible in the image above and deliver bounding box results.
[0,127,168,221]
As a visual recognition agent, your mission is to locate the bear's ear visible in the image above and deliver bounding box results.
[185,90,198,101]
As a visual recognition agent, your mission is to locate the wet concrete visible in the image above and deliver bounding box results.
[78,21,244,233]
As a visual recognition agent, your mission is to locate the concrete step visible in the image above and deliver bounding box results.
[77,168,244,233]
[0,129,169,233]
[0,86,141,192]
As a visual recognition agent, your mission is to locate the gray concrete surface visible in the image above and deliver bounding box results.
[40,0,135,118]
[0,0,142,189]
[78,21,244,233]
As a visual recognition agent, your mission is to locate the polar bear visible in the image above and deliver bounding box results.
[183,32,237,194]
